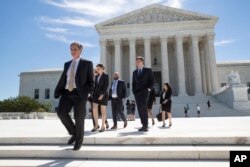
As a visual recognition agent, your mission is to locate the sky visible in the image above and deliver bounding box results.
[0,0,250,100]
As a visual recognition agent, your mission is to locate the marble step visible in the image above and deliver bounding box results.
[1,136,249,145]
[0,159,229,167]
[0,145,249,160]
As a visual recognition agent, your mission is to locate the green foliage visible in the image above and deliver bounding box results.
[0,96,51,113]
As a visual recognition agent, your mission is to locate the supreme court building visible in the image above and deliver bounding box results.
[19,4,250,111]
[95,4,219,96]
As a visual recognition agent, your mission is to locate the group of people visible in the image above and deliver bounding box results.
[54,42,173,151]
[184,100,211,117]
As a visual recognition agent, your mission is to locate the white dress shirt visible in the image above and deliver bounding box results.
[65,57,81,90]
[111,80,119,98]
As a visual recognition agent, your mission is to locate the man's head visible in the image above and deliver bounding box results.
[70,42,83,60]
[136,56,144,68]
[113,72,119,80]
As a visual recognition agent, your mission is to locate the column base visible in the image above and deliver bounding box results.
[194,93,205,96]
[178,93,188,97]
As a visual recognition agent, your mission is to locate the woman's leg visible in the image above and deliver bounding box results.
[148,109,155,125]
[161,111,166,127]
[92,103,99,129]
[100,105,107,130]
[167,112,172,126]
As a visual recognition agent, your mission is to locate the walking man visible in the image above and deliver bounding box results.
[109,72,127,129]
[54,42,94,151]
[132,56,155,132]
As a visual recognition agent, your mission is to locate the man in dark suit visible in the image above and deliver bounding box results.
[109,72,127,129]
[54,42,94,151]
[132,56,155,132]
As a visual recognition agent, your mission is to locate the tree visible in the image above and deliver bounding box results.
[0,96,51,113]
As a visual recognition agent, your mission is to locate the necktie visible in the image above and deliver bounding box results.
[68,60,76,91]
[112,80,117,94]
[138,68,142,75]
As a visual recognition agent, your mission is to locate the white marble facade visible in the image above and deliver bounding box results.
[95,4,219,96]
[19,4,250,112]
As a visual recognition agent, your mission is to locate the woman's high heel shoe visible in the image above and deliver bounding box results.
[162,123,166,127]
[169,122,172,127]
[105,121,109,129]
[91,126,99,132]
[99,127,105,133]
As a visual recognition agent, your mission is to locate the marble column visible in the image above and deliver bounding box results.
[160,37,169,83]
[100,39,107,68]
[191,35,203,95]
[176,36,187,96]
[207,34,219,93]
[129,38,136,96]
[114,39,122,78]
[144,37,151,68]
[204,40,212,95]
[199,42,208,94]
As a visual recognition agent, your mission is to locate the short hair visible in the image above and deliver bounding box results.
[96,64,105,70]
[136,56,144,62]
[70,42,83,50]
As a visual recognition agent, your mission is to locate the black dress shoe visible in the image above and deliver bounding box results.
[138,127,148,132]
[111,126,117,130]
[124,121,127,128]
[67,135,76,145]
[138,127,144,131]
[73,144,81,151]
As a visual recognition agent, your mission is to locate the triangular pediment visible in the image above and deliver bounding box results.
[96,4,217,27]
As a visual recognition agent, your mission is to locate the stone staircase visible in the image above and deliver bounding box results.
[0,117,250,166]
[106,95,250,119]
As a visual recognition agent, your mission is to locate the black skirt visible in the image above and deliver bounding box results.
[147,101,154,109]
[161,101,172,113]
[93,93,108,106]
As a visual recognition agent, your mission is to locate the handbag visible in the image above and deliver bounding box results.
[156,105,168,122]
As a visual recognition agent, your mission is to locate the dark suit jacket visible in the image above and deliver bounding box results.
[160,89,172,104]
[132,67,155,95]
[54,59,94,100]
[109,80,126,99]
[93,73,109,96]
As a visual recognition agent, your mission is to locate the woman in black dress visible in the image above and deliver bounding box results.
[160,83,172,127]
[91,64,109,132]
[147,88,156,125]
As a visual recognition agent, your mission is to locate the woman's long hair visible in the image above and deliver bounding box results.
[163,83,172,93]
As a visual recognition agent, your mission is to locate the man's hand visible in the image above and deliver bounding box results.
[98,95,104,100]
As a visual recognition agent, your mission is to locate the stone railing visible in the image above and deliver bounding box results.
[214,84,250,111]
[0,112,45,120]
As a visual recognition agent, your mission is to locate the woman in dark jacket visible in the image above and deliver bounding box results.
[91,64,109,132]
[160,83,172,127]
[147,88,156,125]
